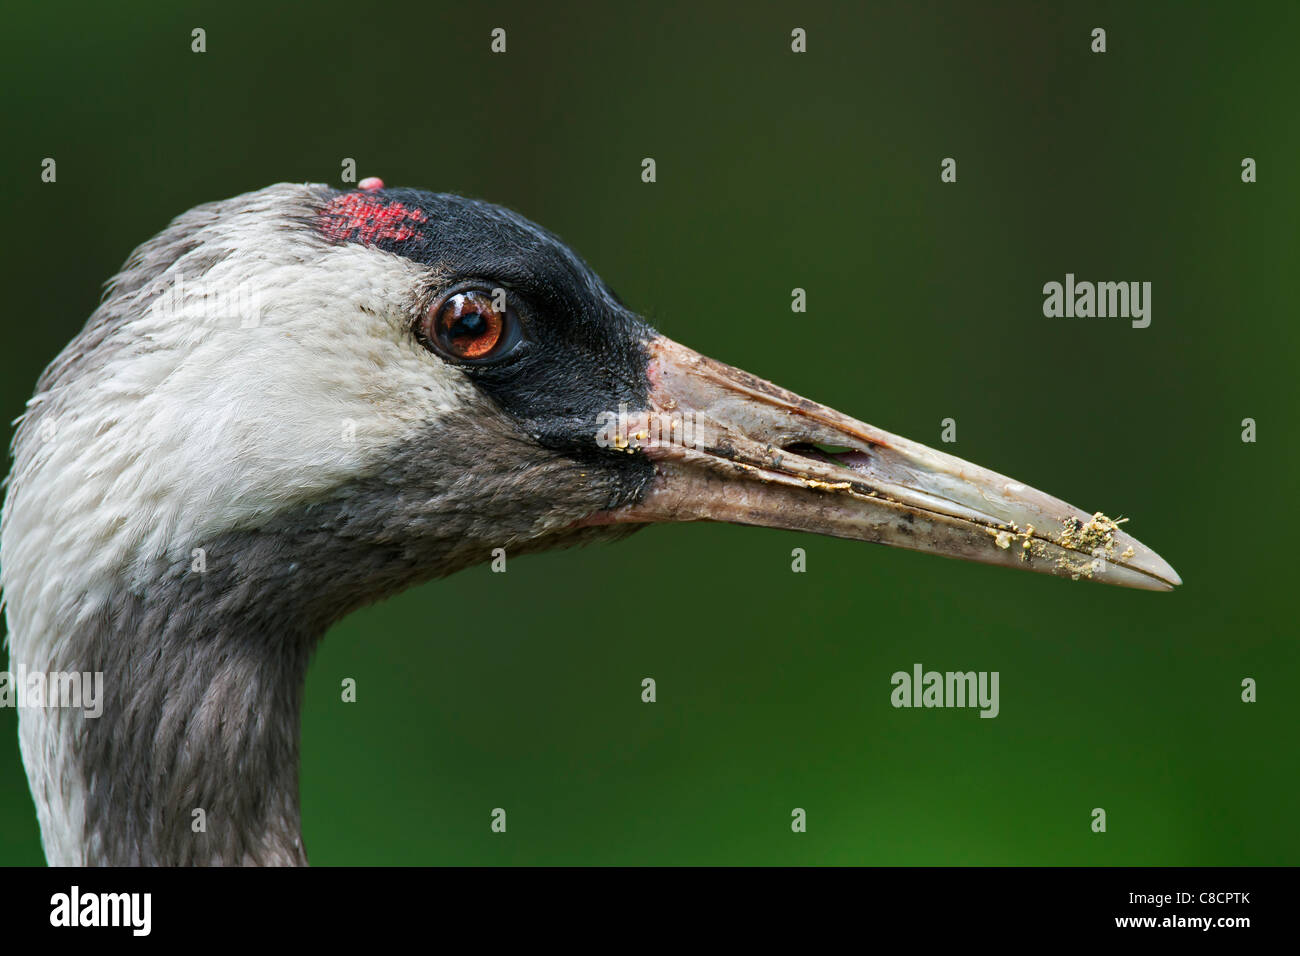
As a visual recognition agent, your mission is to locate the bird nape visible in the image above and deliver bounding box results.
[0,182,1180,866]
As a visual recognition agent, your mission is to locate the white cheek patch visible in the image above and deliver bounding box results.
[111,244,470,576]
[2,200,480,649]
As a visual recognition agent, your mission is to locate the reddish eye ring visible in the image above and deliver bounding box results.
[419,289,516,363]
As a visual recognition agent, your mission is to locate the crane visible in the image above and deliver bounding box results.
[1,182,1179,865]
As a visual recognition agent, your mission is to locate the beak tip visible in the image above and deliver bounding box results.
[1114,543,1181,591]
[1124,534,1182,590]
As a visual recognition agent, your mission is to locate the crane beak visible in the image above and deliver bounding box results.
[593,336,1181,591]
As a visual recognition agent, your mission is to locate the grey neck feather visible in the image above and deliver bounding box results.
[75,563,316,865]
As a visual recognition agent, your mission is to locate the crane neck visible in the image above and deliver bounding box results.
[12,532,337,865]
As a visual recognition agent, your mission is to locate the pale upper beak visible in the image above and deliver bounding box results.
[593,336,1181,591]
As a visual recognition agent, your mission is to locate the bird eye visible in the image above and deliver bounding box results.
[419,289,519,363]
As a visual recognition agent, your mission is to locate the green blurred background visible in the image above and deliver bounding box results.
[1,0,1296,865]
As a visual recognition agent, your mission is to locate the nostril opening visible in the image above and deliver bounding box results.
[783,442,874,475]
[783,442,855,466]
[783,442,854,458]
